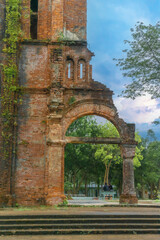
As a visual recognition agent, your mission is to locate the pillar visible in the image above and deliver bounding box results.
[120,144,138,204]
[45,142,66,205]
[45,119,66,205]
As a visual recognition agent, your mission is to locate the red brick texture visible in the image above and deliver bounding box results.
[0,0,138,206]
[64,0,87,40]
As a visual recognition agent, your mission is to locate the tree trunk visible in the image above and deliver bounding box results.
[104,165,107,184]
[73,174,76,194]
[76,174,85,193]
[97,178,100,196]
[85,178,88,196]
[106,159,112,185]
[150,184,155,199]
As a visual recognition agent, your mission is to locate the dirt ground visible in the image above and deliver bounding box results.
[0,235,160,240]
[0,206,160,216]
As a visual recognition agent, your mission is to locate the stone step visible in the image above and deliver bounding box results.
[0,214,159,235]
[0,223,160,230]
[0,214,159,219]
[0,229,160,235]
[0,218,159,224]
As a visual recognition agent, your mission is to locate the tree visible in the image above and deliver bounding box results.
[94,122,121,185]
[114,22,160,99]
[146,129,157,143]
[65,116,103,195]
[133,133,144,168]
[65,116,144,196]
[135,130,160,199]
[144,141,160,199]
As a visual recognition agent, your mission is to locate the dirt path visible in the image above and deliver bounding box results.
[0,206,160,215]
[0,235,159,240]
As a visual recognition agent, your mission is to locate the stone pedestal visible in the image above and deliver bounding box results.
[120,194,138,204]
[120,145,138,204]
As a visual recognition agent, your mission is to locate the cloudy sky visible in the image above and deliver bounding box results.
[87,0,160,139]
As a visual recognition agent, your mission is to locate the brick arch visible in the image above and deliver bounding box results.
[62,100,129,140]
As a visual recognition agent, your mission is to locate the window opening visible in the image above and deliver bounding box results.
[68,63,71,79]
[31,0,38,12]
[66,58,74,81]
[80,63,83,79]
[30,0,38,39]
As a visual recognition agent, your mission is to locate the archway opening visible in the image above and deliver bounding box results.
[64,115,122,201]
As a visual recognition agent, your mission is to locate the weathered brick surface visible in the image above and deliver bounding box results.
[21,0,30,39]
[21,0,87,41]
[19,45,50,88]
[38,0,51,39]
[64,0,87,40]
[51,0,64,40]
[0,0,138,206]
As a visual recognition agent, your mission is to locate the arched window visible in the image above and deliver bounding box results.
[66,58,74,81]
[80,63,83,79]
[78,59,86,81]
[68,62,71,78]
[30,0,38,39]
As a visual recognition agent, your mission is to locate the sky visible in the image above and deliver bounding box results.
[87,0,160,139]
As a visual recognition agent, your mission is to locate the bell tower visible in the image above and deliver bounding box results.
[21,0,93,87]
[0,0,138,206]
[22,0,87,41]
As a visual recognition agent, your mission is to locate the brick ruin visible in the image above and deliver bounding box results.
[0,0,138,206]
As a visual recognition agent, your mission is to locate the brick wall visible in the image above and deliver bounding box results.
[14,44,50,205]
[38,0,52,39]
[21,0,87,41]
[0,0,137,206]
[64,0,87,41]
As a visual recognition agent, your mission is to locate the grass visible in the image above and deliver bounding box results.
[0,199,160,212]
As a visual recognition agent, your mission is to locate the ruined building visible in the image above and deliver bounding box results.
[0,0,138,206]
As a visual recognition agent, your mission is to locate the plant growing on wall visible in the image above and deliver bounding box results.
[0,0,22,160]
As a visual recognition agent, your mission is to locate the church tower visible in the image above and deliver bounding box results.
[0,0,138,206]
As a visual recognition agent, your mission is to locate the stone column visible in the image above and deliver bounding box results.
[45,142,66,205]
[45,119,66,205]
[120,144,138,204]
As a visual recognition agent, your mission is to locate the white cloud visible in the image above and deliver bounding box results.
[114,95,160,124]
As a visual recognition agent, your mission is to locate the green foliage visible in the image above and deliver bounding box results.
[94,122,121,185]
[57,31,66,42]
[65,116,104,195]
[114,22,160,99]
[66,118,159,199]
[135,130,160,199]
[65,116,143,195]
[133,133,144,168]
[153,118,160,125]
[144,141,160,197]
[1,0,22,160]
[66,116,100,137]
[57,31,76,45]
[68,96,76,105]
[18,140,29,146]
[58,199,68,207]
[64,181,72,193]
